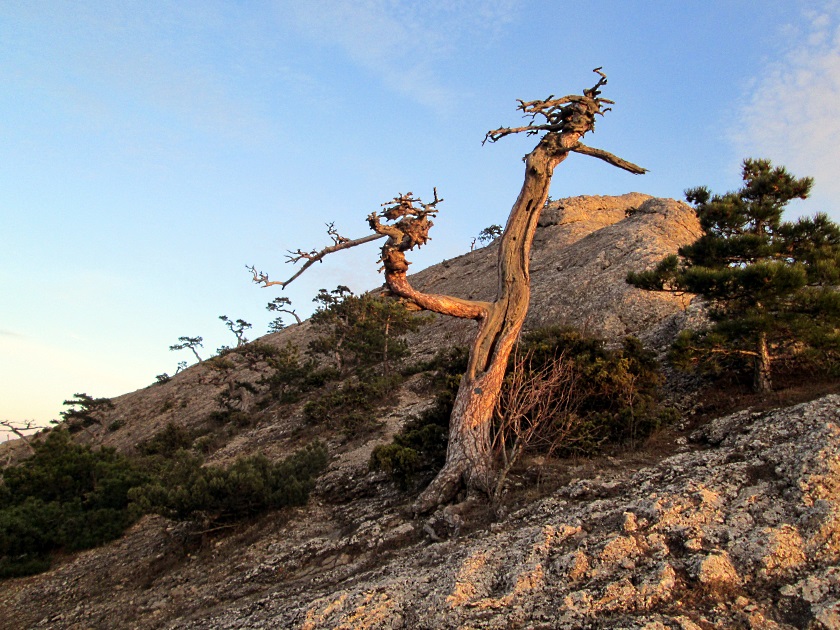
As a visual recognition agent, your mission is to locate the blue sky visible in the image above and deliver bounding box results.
[2,1,839,429]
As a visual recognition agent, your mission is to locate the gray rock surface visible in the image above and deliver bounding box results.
[405,193,702,359]
[10,194,838,630]
[3,396,836,629]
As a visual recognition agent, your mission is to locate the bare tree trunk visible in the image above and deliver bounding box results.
[252,70,645,514]
[754,331,772,393]
[410,133,578,513]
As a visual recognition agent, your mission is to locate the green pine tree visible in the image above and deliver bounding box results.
[628,158,840,392]
[308,286,425,374]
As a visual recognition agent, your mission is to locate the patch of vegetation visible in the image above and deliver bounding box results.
[0,427,329,579]
[515,327,675,452]
[309,286,427,374]
[303,373,403,437]
[371,329,674,490]
[0,430,147,577]
[258,342,337,404]
[138,422,196,457]
[130,442,328,523]
[370,347,468,487]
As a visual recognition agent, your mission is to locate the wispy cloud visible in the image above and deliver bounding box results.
[733,2,840,218]
[0,330,23,338]
[280,0,520,111]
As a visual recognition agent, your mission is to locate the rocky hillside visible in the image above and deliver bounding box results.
[3,194,838,629]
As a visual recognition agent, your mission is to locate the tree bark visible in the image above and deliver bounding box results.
[408,132,581,513]
[754,331,772,393]
[253,72,645,514]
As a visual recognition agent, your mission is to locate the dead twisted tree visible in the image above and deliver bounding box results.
[1,419,47,455]
[251,69,645,513]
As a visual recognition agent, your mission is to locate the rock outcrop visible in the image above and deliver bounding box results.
[12,194,840,629]
[3,396,837,629]
[406,193,702,357]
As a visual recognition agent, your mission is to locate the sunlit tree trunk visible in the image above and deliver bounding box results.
[252,70,645,513]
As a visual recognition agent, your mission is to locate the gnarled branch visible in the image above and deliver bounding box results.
[247,232,385,289]
[249,188,489,319]
[570,143,647,175]
[484,68,614,144]
[1,419,48,453]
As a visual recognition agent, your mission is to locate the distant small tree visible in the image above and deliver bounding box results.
[219,316,252,347]
[628,159,840,392]
[58,393,115,432]
[470,224,503,251]
[478,224,502,245]
[267,296,301,334]
[170,336,204,363]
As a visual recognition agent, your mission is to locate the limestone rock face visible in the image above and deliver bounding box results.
[179,395,840,628]
[5,395,836,629]
[14,194,840,630]
[406,193,702,357]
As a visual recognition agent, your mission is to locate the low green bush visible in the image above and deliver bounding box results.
[514,327,675,452]
[138,422,195,457]
[260,342,338,404]
[0,430,147,577]
[0,428,329,579]
[130,442,328,522]
[303,373,402,437]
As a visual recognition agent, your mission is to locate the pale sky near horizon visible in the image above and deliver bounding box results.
[2,1,840,431]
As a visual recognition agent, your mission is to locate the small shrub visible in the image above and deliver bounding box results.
[257,342,331,404]
[206,355,235,371]
[138,423,195,457]
[0,430,147,577]
[303,373,402,437]
[515,328,673,452]
[206,409,253,428]
[130,442,328,523]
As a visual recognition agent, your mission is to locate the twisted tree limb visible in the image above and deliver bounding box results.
[247,232,384,289]
[249,68,646,514]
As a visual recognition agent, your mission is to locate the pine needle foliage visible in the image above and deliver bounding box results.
[371,330,672,490]
[1,430,328,579]
[0,430,147,577]
[628,159,840,391]
[130,442,328,523]
[309,286,426,374]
